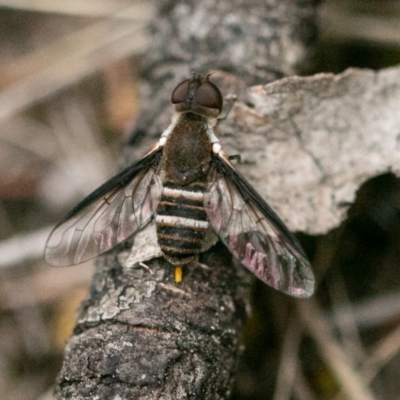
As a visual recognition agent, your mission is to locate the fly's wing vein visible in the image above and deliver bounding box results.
[45,149,163,267]
[204,155,314,298]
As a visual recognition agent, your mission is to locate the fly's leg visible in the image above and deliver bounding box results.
[228,154,241,163]
[139,262,154,275]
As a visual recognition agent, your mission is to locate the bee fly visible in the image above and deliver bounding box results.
[45,73,314,298]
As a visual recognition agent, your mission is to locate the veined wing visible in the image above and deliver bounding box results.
[204,154,314,298]
[45,148,163,267]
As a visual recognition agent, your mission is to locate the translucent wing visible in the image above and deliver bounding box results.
[45,149,163,267]
[204,154,314,298]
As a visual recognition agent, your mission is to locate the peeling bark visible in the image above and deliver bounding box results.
[219,67,400,234]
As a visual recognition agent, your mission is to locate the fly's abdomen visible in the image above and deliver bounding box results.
[156,182,208,265]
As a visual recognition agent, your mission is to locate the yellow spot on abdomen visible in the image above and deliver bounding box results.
[174,266,183,283]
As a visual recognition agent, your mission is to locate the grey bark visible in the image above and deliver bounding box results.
[220,66,400,236]
[54,1,320,399]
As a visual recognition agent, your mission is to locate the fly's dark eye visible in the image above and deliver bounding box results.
[171,79,190,104]
[171,75,223,117]
[195,82,223,112]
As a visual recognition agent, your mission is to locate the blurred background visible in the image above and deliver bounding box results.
[1,1,400,399]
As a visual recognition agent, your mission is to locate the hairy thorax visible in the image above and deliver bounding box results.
[163,114,212,186]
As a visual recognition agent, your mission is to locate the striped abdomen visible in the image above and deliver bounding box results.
[156,182,208,265]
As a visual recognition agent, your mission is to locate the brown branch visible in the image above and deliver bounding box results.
[53,0,319,399]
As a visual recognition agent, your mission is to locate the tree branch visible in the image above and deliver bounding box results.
[54,1,322,399]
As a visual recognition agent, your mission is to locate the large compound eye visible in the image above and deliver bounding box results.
[195,81,223,113]
[171,79,190,104]
[171,75,224,117]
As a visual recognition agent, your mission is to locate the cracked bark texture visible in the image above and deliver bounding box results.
[54,0,320,399]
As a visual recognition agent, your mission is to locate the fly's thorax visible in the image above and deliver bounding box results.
[156,181,209,265]
[163,113,212,185]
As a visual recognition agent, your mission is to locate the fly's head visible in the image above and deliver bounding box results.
[171,73,223,119]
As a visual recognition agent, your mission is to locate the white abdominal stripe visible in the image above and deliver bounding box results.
[156,181,209,262]
[162,187,204,202]
[155,215,209,230]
